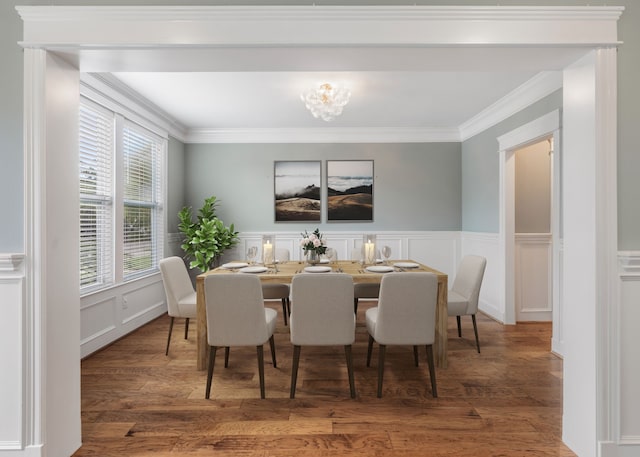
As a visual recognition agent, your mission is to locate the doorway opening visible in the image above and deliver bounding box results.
[514,138,553,323]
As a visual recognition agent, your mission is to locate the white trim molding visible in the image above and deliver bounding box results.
[16,6,623,48]
[0,254,25,272]
[460,71,563,141]
[186,127,460,144]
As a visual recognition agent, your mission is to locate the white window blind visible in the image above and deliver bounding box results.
[79,100,114,290]
[122,122,164,279]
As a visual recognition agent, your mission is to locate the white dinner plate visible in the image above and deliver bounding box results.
[393,262,420,269]
[238,266,268,274]
[222,262,249,269]
[365,265,394,273]
[318,258,330,264]
[304,266,332,273]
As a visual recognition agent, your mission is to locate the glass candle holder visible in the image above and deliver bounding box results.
[362,234,377,265]
[262,235,275,266]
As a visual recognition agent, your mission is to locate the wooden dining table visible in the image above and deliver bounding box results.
[195,259,448,370]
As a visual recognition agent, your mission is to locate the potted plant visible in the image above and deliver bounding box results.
[178,196,239,272]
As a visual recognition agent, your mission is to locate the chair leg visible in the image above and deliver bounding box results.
[377,344,386,398]
[290,345,301,398]
[354,297,359,314]
[224,347,230,368]
[165,316,175,356]
[281,298,288,326]
[205,345,217,399]
[344,345,356,399]
[184,318,189,339]
[286,297,291,316]
[425,344,438,398]
[456,315,462,337]
[413,345,419,367]
[269,335,277,368]
[257,345,265,399]
[472,314,481,353]
[366,334,374,367]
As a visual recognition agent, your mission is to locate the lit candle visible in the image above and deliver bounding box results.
[263,241,273,265]
[365,241,375,264]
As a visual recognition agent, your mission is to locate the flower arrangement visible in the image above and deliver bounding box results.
[300,228,327,255]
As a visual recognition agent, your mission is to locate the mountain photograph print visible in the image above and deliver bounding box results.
[327,160,373,221]
[274,161,321,222]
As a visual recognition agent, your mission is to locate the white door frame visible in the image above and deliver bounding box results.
[498,109,561,331]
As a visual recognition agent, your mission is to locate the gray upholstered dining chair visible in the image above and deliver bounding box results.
[447,255,487,353]
[351,247,380,314]
[366,272,438,398]
[289,273,356,398]
[203,273,277,399]
[261,247,291,325]
[159,256,197,356]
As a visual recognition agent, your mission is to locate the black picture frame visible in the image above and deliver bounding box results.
[274,160,321,222]
[327,160,374,222]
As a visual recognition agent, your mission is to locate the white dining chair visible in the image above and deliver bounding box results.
[351,247,380,314]
[261,247,291,325]
[448,255,487,353]
[366,272,438,398]
[159,256,197,356]
[204,274,278,399]
[289,273,356,398]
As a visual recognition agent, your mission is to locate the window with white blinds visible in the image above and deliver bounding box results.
[122,122,164,279]
[79,95,165,293]
[79,100,114,290]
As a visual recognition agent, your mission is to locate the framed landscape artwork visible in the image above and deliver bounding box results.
[274,161,321,222]
[327,160,374,222]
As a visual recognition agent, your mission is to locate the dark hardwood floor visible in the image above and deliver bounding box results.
[73,301,575,456]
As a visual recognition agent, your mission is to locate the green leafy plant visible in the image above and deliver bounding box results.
[178,196,239,272]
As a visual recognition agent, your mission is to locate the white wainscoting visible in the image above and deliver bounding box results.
[80,273,166,358]
[515,233,552,322]
[460,231,502,322]
[224,230,461,278]
[617,251,640,449]
[0,254,26,450]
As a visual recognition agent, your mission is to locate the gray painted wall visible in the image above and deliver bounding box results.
[184,143,461,232]
[1,1,639,250]
[166,136,186,235]
[461,90,562,233]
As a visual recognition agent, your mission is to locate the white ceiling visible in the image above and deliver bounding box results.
[102,46,587,134]
[112,70,538,130]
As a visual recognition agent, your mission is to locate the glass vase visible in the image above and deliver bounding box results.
[305,250,321,265]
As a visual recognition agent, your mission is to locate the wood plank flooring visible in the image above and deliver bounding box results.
[73,301,575,456]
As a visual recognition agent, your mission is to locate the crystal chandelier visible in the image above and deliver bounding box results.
[300,83,351,122]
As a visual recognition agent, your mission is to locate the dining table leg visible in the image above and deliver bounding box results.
[434,277,448,369]
[196,276,208,371]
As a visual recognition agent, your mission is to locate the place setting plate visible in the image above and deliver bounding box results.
[393,262,420,269]
[221,262,249,269]
[303,266,332,273]
[365,265,394,273]
[238,266,268,274]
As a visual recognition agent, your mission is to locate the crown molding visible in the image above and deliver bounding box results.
[80,73,188,142]
[460,71,563,141]
[186,127,460,144]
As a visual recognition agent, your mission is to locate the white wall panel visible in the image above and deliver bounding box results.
[0,257,24,449]
[80,274,165,358]
[460,232,501,322]
[515,233,552,321]
[618,253,640,444]
[80,296,117,343]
